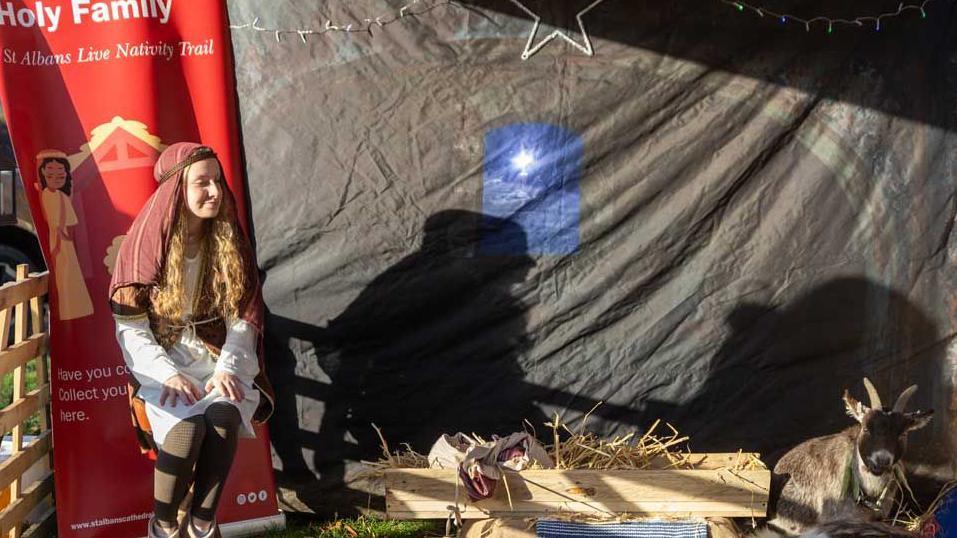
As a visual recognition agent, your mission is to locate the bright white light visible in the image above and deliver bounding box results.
[512,149,535,176]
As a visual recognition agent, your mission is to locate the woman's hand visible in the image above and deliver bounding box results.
[160,374,203,407]
[205,371,245,402]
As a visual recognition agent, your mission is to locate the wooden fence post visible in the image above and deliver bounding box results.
[0,266,54,538]
[8,264,28,538]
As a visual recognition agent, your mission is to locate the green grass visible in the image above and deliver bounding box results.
[37,516,442,538]
[0,356,43,435]
[263,516,443,538]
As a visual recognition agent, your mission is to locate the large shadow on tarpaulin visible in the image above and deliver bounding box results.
[456,0,957,131]
[265,214,951,514]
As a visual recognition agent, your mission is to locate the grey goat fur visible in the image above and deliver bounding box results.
[754,518,917,538]
[767,378,933,535]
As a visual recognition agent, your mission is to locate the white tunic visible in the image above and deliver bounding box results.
[113,255,261,446]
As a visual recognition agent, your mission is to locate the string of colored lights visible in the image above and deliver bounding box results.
[720,0,938,33]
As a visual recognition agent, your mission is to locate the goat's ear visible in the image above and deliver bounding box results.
[905,409,933,432]
[844,389,867,422]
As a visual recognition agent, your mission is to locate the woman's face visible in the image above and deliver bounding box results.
[184,158,222,220]
[42,161,67,190]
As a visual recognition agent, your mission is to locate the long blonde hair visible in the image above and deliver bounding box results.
[150,171,247,340]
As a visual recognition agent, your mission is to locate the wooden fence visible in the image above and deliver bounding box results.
[0,265,54,537]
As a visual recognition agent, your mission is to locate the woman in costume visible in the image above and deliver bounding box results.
[109,143,274,538]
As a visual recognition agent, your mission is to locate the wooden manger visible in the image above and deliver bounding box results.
[385,453,770,520]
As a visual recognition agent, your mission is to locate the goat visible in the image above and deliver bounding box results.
[768,378,933,535]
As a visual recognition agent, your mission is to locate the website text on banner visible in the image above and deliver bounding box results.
[0,1,280,536]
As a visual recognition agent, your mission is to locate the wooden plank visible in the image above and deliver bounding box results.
[386,490,767,506]
[10,265,27,538]
[0,302,9,537]
[389,498,768,519]
[0,472,53,535]
[28,296,47,432]
[0,307,9,353]
[21,507,55,538]
[388,502,766,520]
[645,453,764,470]
[385,467,769,520]
[387,469,769,501]
[0,432,51,492]
[0,388,49,437]
[0,336,45,380]
[0,274,48,313]
[13,267,27,348]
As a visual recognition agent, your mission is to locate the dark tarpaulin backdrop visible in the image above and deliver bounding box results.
[225,0,957,514]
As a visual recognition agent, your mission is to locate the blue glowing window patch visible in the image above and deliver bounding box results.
[481,123,581,255]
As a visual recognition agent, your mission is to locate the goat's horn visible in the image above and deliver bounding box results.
[893,384,918,413]
[862,377,883,409]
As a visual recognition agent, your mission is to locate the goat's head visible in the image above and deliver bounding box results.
[843,378,933,476]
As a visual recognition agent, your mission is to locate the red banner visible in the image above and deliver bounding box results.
[0,1,282,535]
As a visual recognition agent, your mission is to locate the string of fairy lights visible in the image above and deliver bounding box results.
[229,0,946,56]
[720,0,938,33]
[228,0,456,42]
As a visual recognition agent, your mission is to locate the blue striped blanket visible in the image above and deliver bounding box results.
[536,519,709,538]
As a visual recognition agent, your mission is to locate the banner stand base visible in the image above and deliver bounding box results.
[136,513,286,538]
[221,513,286,537]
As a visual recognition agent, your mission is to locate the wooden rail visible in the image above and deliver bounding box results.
[385,454,770,520]
[0,266,52,538]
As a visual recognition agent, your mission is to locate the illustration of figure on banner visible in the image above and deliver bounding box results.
[35,149,94,320]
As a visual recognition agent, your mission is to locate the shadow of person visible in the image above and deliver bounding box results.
[268,209,550,515]
[643,277,943,472]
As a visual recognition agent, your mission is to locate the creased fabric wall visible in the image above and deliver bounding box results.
[227,0,957,514]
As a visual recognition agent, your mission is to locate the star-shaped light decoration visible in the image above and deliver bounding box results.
[507,0,609,61]
[512,149,536,176]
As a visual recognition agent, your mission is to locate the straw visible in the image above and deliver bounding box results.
[364,412,767,473]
